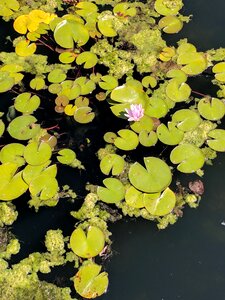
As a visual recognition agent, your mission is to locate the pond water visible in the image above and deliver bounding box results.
[3,1,225,299]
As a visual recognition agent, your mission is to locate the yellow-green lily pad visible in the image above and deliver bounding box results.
[197,97,225,121]
[97,178,125,204]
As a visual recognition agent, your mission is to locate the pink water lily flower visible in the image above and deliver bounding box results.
[124,104,144,122]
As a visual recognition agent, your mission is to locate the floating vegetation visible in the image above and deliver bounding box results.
[0,0,225,299]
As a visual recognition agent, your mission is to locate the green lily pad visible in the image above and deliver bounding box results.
[75,1,98,16]
[98,14,117,37]
[139,131,158,147]
[0,162,28,201]
[154,0,183,16]
[74,106,95,124]
[29,174,58,200]
[170,144,205,173]
[0,71,14,93]
[54,19,89,48]
[130,115,154,133]
[110,84,146,105]
[125,186,145,208]
[48,83,62,94]
[74,263,108,299]
[212,62,225,82]
[8,115,40,140]
[14,92,40,114]
[103,132,117,143]
[166,69,187,84]
[0,120,5,137]
[99,75,118,91]
[177,44,207,75]
[30,77,45,90]
[145,97,168,118]
[24,142,52,166]
[143,187,176,216]
[128,157,172,193]
[114,3,137,17]
[172,109,201,131]
[59,83,81,101]
[70,226,105,258]
[100,154,125,176]
[57,149,76,164]
[166,79,191,102]
[197,97,225,121]
[157,122,184,145]
[48,69,67,83]
[0,143,25,167]
[22,163,55,185]
[76,51,98,69]
[142,76,157,89]
[159,16,183,34]
[97,178,125,204]
[207,129,225,152]
[59,52,76,64]
[114,129,139,151]
[75,77,96,95]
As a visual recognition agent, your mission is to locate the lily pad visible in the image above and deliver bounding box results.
[74,107,95,124]
[14,92,40,114]
[157,122,184,145]
[15,40,37,57]
[98,14,117,37]
[0,71,15,93]
[74,263,108,299]
[130,115,154,134]
[114,129,139,151]
[0,120,5,137]
[75,2,98,17]
[97,178,125,204]
[128,157,172,193]
[76,51,98,69]
[8,115,40,140]
[158,16,183,34]
[212,62,225,82]
[57,149,76,164]
[172,109,201,131]
[170,144,205,173]
[100,154,125,176]
[207,129,225,152]
[75,77,96,95]
[125,186,145,208]
[48,69,67,83]
[59,52,76,64]
[0,0,19,17]
[0,162,28,201]
[30,77,45,90]
[29,174,58,200]
[197,97,225,121]
[166,79,191,102]
[154,0,183,16]
[145,97,168,118]
[24,142,52,166]
[99,75,118,91]
[70,226,105,258]
[143,188,176,216]
[22,163,55,185]
[54,19,89,48]
[139,131,158,147]
[0,143,25,167]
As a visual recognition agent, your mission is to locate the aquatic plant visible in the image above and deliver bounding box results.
[0,0,225,299]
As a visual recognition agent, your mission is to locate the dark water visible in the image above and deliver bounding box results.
[3,1,225,300]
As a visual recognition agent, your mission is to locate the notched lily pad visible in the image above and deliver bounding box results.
[114,129,139,151]
[197,97,225,121]
[0,162,28,201]
[0,143,25,166]
[207,129,225,152]
[170,144,205,173]
[128,157,172,193]
[74,263,108,299]
[100,154,125,176]
[143,188,176,216]
[8,115,40,140]
[97,178,125,203]
[166,79,191,102]
[139,131,158,147]
[70,226,105,258]
[172,109,201,131]
[125,186,145,208]
[14,92,40,114]
[57,149,76,164]
[157,122,184,145]
[76,51,98,69]
[24,142,52,166]
[74,106,95,124]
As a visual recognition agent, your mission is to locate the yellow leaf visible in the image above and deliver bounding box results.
[15,40,37,57]
[13,15,30,34]
[64,104,77,116]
